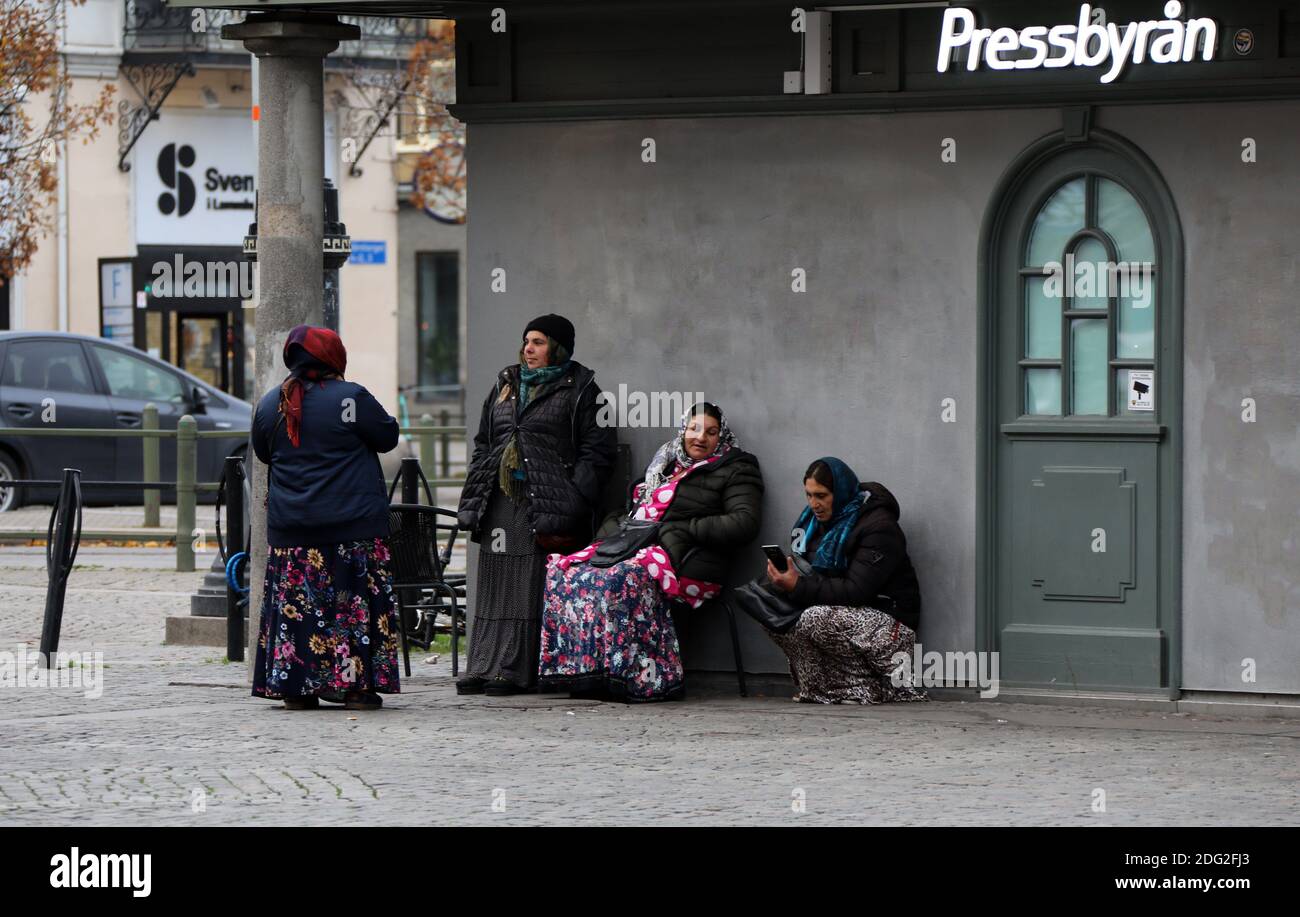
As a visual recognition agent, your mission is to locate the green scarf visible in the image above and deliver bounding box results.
[517,360,567,410]
[498,359,571,502]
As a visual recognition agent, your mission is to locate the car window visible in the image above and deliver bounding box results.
[0,340,95,394]
[92,345,186,403]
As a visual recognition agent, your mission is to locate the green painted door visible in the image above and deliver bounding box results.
[991,143,1178,694]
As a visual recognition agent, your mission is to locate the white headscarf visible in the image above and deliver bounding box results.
[638,402,740,499]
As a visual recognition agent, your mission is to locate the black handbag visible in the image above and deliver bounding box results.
[733,580,803,634]
[732,555,814,634]
[589,519,660,567]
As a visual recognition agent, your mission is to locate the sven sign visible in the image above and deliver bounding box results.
[135,111,256,246]
[135,111,340,246]
[936,2,1218,84]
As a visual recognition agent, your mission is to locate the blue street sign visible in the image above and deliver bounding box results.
[349,240,387,265]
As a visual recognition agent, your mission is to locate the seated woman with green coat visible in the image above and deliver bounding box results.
[538,402,763,701]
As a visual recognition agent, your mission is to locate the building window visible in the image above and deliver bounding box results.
[2,340,95,394]
[1020,174,1157,417]
[415,251,459,391]
[91,343,186,403]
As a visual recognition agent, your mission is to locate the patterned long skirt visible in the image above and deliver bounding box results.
[769,605,928,705]
[252,537,402,700]
[537,557,685,702]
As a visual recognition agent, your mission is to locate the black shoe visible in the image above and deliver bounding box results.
[456,675,486,695]
[319,690,346,704]
[344,691,383,710]
[483,678,525,696]
[283,696,319,710]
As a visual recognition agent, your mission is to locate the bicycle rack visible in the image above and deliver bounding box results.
[37,468,84,667]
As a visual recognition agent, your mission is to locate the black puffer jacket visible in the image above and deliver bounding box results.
[457,361,617,543]
[598,448,764,584]
[789,481,922,631]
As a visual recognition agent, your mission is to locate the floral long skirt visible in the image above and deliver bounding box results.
[537,557,685,702]
[769,605,929,705]
[252,537,402,700]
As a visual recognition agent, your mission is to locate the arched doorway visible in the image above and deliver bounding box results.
[977,128,1183,697]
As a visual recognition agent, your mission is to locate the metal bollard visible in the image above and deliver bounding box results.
[400,455,422,505]
[142,403,160,528]
[396,456,423,644]
[439,408,451,479]
[417,412,434,504]
[224,455,246,662]
[176,415,197,572]
[39,468,82,667]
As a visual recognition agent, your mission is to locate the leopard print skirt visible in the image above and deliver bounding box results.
[769,605,929,705]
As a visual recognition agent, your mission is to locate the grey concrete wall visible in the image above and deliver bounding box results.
[465,103,1299,691]
[1101,103,1300,695]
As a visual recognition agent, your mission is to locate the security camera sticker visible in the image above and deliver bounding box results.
[1127,370,1155,412]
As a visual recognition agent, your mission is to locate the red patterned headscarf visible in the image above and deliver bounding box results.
[277,325,347,447]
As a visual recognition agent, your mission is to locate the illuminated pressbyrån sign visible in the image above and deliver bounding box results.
[937,1,1219,84]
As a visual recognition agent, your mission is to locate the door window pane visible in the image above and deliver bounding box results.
[1071,319,1108,415]
[145,312,163,361]
[1025,368,1061,415]
[1069,237,1110,309]
[179,317,223,390]
[92,345,186,403]
[1117,276,1156,359]
[1098,178,1155,264]
[1026,177,1085,267]
[416,252,460,389]
[1025,276,1060,358]
[1,341,94,393]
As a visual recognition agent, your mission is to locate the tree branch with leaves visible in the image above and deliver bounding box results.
[333,19,464,224]
[0,0,115,283]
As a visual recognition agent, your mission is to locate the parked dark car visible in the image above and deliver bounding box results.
[0,331,251,510]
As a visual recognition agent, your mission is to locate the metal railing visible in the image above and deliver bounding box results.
[1,409,237,571]
[122,0,431,60]
[0,406,468,571]
[406,412,468,484]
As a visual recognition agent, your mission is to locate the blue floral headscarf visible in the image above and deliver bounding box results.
[791,456,864,573]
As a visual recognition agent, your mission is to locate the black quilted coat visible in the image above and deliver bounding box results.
[457,362,617,544]
[598,448,764,584]
[789,481,922,631]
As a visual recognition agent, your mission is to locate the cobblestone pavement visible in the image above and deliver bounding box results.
[1,548,1297,826]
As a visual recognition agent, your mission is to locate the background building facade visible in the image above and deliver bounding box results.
[447,0,1300,699]
[149,0,1300,705]
[7,0,467,417]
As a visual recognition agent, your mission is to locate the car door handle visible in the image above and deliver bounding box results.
[116,412,142,427]
[5,404,33,419]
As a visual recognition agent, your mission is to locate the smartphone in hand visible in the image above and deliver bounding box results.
[762,544,788,572]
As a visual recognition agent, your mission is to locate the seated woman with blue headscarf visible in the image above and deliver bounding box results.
[764,457,928,705]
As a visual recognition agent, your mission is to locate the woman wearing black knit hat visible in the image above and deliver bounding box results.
[456,314,618,695]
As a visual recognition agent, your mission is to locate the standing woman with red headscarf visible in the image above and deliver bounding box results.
[250,325,402,710]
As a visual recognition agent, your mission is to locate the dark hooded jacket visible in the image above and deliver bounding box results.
[598,447,764,584]
[789,481,921,631]
[457,361,617,544]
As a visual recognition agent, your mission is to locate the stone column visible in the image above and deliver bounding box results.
[222,13,359,681]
